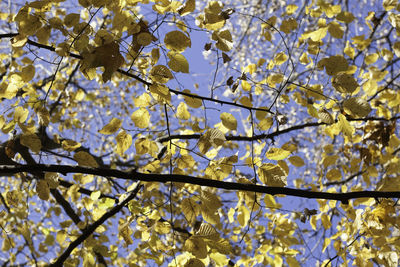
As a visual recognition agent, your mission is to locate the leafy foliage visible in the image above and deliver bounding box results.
[0,0,400,266]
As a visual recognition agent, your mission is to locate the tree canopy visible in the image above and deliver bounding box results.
[0,0,400,266]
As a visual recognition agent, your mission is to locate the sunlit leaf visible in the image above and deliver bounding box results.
[220,112,237,130]
[74,151,99,167]
[131,108,150,128]
[98,118,122,135]
[266,147,291,160]
[116,130,132,156]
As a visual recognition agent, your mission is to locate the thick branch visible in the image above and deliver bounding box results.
[50,183,142,266]
[1,164,400,202]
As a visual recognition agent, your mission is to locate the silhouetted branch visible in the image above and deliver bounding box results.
[49,183,142,266]
[1,164,400,203]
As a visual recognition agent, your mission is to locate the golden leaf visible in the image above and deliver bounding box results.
[288,156,305,167]
[167,51,189,73]
[220,112,237,130]
[343,97,371,118]
[164,30,191,52]
[258,163,287,187]
[74,151,99,167]
[131,108,150,128]
[98,118,122,135]
[266,147,291,160]
[116,130,132,156]
[20,133,41,153]
[36,180,50,201]
[178,0,195,16]
[80,41,125,82]
[150,65,173,83]
[62,139,81,152]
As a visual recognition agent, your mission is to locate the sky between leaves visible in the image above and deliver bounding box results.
[1,0,400,266]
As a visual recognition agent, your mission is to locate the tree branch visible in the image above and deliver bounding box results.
[1,164,400,203]
[49,183,142,266]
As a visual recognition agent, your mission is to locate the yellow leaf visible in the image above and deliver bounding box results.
[90,190,101,201]
[264,194,281,209]
[167,51,189,73]
[98,118,122,135]
[318,55,348,76]
[64,13,80,28]
[336,11,355,23]
[36,180,50,201]
[116,130,132,156]
[266,147,291,160]
[259,117,273,130]
[288,156,305,167]
[328,21,343,39]
[274,52,288,65]
[45,172,59,189]
[74,151,99,167]
[344,41,355,59]
[131,108,150,128]
[258,163,287,187]
[80,41,125,82]
[20,133,41,153]
[61,139,81,152]
[220,112,237,131]
[149,84,171,103]
[195,222,219,239]
[137,32,153,46]
[150,65,173,83]
[337,114,354,137]
[37,106,50,126]
[383,0,398,10]
[184,237,207,259]
[184,258,205,267]
[343,97,371,118]
[133,93,151,107]
[286,4,298,15]
[322,155,339,168]
[177,102,191,120]
[318,109,334,124]
[241,80,251,91]
[182,89,202,108]
[326,169,342,181]
[178,0,195,16]
[332,73,358,93]
[14,106,29,124]
[20,65,35,82]
[164,30,191,52]
[181,198,200,225]
[310,215,317,230]
[304,27,328,41]
[280,18,298,34]
[393,42,400,58]
[321,213,332,229]
[212,30,233,51]
[151,48,160,65]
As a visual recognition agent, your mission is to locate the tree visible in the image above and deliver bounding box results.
[0,0,400,266]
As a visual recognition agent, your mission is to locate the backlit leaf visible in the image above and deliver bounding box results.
[116,130,132,156]
[288,156,305,167]
[266,147,291,160]
[343,97,371,118]
[98,118,122,135]
[167,51,189,73]
[220,112,237,130]
[36,180,50,201]
[164,30,191,52]
[131,108,150,128]
[259,163,287,187]
[74,151,99,167]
